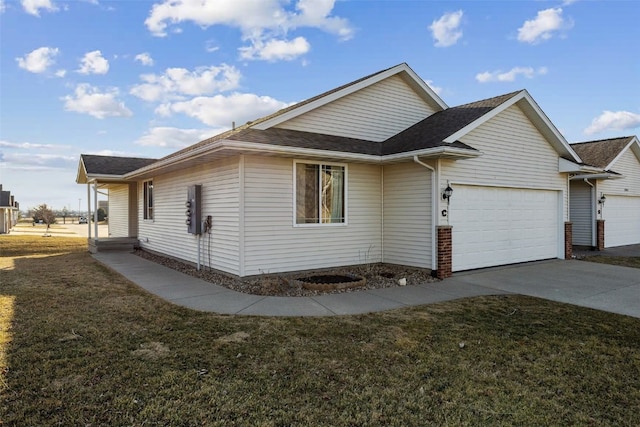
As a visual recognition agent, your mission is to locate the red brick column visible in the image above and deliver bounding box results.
[437,226,453,279]
[564,222,573,259]
[596,220,605,251]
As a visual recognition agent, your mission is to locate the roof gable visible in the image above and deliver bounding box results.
[571,136,640,170]
[382,91,520,155]
[441,90,580,162]
[252,63,448,131]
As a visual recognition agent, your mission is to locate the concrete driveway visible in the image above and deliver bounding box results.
[448,259,640,319]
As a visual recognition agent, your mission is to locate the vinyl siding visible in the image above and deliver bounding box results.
[243,156,382,276]
[441,104,568,220]
[275,75,437,142]
[383,162,432,268]
[137,157,240,275]
[108,184,129,238]
[598,149,640,196]
[570,180,594,246]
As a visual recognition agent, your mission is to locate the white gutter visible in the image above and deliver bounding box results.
[413,156,437,271]
[570,173,622,180]
[125,140,481,179]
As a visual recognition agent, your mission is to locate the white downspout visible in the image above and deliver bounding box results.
[413,156,437,270]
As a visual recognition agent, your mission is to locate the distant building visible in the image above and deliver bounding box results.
[0,185,20,234]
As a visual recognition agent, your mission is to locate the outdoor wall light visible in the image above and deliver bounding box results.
[598,194,606,205]
[443,185,453,201]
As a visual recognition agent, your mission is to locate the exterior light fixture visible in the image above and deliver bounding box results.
[598,194,606,205]
[443,185,453,201]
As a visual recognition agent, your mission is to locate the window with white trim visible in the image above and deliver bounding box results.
[295,162,346,225]
[143,180,153,220]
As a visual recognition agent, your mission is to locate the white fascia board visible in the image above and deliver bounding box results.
[570,173,624,180]
[558,158,602,173]
[125,139,482,178]
[76,159,89,184]
[605,136,640,170]
[253,63,447,131]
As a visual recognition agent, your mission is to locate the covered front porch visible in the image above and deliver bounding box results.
[76,154,157,253]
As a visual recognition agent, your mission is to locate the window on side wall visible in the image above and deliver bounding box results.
[143,180,153,220]
[295,161,346,225]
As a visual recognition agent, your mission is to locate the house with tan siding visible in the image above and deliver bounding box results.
[570,136,640,249]
[76,63,613,278]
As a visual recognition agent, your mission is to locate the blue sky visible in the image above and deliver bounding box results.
[1,0,639,211]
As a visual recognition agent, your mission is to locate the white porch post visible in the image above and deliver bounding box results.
[94,182,98,239]
[87,182,91,239]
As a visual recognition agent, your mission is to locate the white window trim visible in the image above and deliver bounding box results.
[292,159,348,227]
[143,179,154,222]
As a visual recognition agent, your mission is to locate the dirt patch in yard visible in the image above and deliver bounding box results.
[133,248,438,297]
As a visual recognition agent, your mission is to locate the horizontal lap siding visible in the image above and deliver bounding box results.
[441,104,568,217]
[599,149,640,196]
[243,156,382,276]
[383,162,432,268]
[138,157,240,275]
[108,184,129,238]
[275,75,437,142]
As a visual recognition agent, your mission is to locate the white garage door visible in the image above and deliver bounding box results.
[450,185,559,271]
[604,196,640,247]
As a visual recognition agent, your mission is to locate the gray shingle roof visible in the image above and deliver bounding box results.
[570,136,635,169]
[81,154,157,176]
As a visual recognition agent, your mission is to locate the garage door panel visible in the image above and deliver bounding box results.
[604,196,640,247]
[451,186,559,271]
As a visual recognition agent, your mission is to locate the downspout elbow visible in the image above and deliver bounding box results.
[413,155,435,172]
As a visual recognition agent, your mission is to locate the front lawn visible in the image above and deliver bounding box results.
[1,235,639,426]
[580,255,640,269]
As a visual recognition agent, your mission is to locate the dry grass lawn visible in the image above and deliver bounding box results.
[1,235,639,426]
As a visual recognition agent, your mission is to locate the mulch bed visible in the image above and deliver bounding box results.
[133,248,439,297]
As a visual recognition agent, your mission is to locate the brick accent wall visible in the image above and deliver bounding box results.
[564,222,573,259]
[437,226,453,279]
[597,219,605,251]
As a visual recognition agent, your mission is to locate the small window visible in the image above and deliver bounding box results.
[295,162,345,225]
[143,180,153,220]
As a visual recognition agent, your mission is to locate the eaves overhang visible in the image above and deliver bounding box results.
[558,158,603,174]
[125,139,481,179]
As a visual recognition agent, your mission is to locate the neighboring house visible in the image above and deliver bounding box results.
[76,63,604,278]
[0,185,19,234]
[570,136,640,248]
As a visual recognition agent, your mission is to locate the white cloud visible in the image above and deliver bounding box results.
[130,64,241,102]
[157,93,290,127]
[239,36,310,61]
[0,152,76,170]
[429,10,463,47]
[144,0,351,61]
[0,140,71,150]
[21,0,57,16]
[145,0,352,38]
[55,69,67,77]
[425,80,443,96]
[135,127,220,148]
[0,0,6,13]
[62,84,132,119]
[16,47,59,73]
[77,50,109,75]
[475,66,548,83]
[584,111,640,135]
[135,52,154,66]
[517,8,572,44]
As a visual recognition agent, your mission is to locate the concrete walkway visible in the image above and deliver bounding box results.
[93,252,640,319]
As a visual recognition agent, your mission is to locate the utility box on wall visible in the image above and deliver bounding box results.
[186,184,202,235]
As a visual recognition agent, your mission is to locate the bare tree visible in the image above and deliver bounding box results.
[32,204,56,231]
